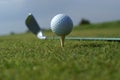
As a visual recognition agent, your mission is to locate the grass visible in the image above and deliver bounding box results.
[0,21,120,80]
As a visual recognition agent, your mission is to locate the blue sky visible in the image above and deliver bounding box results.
[0,0,120,35]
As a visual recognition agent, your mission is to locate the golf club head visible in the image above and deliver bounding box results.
[37,31,46,39]
[25,13,46,39]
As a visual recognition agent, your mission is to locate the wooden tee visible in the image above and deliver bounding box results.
[60,35,65,47]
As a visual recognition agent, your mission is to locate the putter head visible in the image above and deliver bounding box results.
[25,13,46,39]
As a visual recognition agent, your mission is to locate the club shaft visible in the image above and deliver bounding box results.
[46,37,120,42]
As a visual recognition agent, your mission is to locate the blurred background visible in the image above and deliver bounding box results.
[0,0,120,35]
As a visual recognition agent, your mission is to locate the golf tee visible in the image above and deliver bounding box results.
[60,35,65,47]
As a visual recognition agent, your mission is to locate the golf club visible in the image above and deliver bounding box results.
[25,13,120,42]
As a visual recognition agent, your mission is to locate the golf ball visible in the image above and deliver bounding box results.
[51,14,73,36]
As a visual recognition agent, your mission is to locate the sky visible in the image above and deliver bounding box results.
[0,0,120,35]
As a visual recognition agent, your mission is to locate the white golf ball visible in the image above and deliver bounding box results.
[51,14,73,36]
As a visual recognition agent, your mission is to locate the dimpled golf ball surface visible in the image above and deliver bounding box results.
[51,14,73,36]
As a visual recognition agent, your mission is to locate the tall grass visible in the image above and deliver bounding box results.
[0,21,120,80]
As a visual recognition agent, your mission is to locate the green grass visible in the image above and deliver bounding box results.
[0,21,120,80]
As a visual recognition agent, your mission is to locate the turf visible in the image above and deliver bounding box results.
[0,21,120,80]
